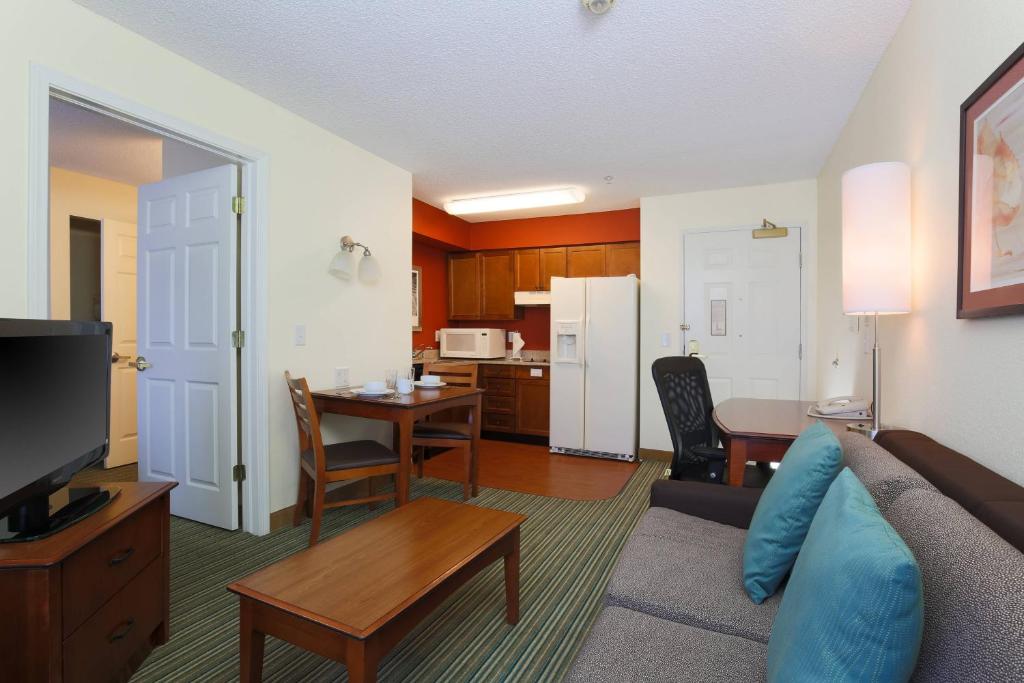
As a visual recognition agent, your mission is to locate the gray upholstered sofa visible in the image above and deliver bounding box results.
[566,431,1024,682]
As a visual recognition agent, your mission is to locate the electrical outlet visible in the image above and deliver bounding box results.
[435,330,440,342]
[334,367,350,387]
[294,324,306,346]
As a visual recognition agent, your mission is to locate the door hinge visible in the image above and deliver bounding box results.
[232,330,245,348]
[233,464,246,482]
[232,196,246,214]
[799,253,803,268]
[798,343,803,360]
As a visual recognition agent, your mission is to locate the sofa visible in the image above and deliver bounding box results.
[567,431,1024,682]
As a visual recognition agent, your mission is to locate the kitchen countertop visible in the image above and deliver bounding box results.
[424,358,550,367]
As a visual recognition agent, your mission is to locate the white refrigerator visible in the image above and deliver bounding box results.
[549,275,639,461]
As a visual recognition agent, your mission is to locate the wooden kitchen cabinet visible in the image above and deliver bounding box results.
[448,252,481,319]
[514,366,550,437]
[605,241,641,277]
[480,250,516,319]
[480,363,550,438]
[566,244,607,278]
[540,247,567,289]
[514,249,541,291]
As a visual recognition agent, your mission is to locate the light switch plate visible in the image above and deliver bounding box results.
[435,330,440,342]
[334,367,350,387]
[660,332,671,348]
[294,324,306,346]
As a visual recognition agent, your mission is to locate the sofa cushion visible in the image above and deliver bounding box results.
[767,469,923,682]
[566,606,767,683]
[607,507,780,643]
[743,421,843,603]
[882,488,1024,682]
[839,431,936,511]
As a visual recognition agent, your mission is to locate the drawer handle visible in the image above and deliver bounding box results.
[109,547,135,566]
[108,618,135,643]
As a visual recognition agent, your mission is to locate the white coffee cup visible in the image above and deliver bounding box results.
[396,377,414,394]
[420,374,441,385]
[364,380,387,393]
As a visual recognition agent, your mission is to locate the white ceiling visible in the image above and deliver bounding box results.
[74,0,909,220]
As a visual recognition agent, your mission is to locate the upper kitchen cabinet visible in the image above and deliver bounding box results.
[514,249,541,291]
[566,244,607,278]
[539,247,567,289]
[605,241,641,277]
[480,250,516,319]
[448,252,482,319]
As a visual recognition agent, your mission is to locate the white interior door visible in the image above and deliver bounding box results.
[682,227,802,405]
[137,164,239,530]
[101,219,138,468]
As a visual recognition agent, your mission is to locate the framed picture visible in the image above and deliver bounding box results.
[412,266,422,331]
[959,41,1024,318]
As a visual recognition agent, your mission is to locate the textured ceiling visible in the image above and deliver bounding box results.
[74,0,909,220]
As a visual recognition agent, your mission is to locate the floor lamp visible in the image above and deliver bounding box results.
[841,162,912,439]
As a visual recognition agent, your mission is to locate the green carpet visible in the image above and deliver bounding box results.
[129,462,661,682]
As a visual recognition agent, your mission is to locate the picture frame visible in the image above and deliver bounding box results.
[412,266,422,331]
[958,41,1024,318]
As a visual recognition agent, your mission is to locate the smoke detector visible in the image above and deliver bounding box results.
[582,0,615,15]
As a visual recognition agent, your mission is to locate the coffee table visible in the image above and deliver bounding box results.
[227,497,526,682]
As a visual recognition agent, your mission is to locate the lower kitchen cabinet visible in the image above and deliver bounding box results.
[480,363,550,439]
[515,376,550,436]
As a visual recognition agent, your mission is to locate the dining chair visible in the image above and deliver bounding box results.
[412,362,479,500]
[285,371,401,546]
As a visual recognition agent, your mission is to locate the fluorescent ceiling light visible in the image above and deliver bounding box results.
[444,187,586,216]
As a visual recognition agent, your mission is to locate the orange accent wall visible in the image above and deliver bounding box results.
[412,240,449,349]
[468,208,639,250]
[412,198,472,249]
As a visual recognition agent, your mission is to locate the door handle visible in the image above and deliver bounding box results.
[130,356,152,372]
[111,352,121,363]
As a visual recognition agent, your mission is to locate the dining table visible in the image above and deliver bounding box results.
[310,385,484,506]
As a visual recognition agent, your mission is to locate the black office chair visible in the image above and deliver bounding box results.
[651,356,728,483]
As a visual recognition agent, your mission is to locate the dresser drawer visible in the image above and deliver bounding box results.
[63,560,163,683]
[63,499,162,636]
[483,411,515,431]
[483,395,515,414]
[482,364,514,378]
[482,377,515,396]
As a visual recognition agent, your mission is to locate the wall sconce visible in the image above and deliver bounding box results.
[329,235,372,280]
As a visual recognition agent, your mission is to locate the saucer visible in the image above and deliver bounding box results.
[353,388,395,397]
[414,381,447,388]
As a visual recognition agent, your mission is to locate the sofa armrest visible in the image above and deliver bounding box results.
[649,479,763,529]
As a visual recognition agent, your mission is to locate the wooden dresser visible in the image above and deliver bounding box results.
[0,481,175,682]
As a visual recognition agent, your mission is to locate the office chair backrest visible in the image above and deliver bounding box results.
[651,356,717,465]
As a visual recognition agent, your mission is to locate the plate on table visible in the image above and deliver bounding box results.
[414,381,447,388]
[352,388,395,397]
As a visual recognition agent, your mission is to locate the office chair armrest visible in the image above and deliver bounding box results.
[649,479,763,529]
[690,445,727,461]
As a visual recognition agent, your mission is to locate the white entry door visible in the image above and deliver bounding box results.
[101,219,139,468]
[137,165,239,530]
[682,227,802,405]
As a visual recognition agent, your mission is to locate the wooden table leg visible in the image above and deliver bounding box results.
[727,439,748,487]
[239,599,265,682]
[396,414,412,506]
[470,394,481,497]
[504,527,520,625]
[345,638,378,683]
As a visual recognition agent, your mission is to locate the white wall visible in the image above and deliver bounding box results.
[640,180,818,452]
[1,1,412,516]
[817,0,1024,484]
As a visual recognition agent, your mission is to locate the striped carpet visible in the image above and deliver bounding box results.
[129,461,662,682]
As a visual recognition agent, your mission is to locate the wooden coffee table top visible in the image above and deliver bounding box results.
[228,497,525,639]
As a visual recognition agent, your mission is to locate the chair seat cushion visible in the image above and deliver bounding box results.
[301,440,398,472]
[566,606,767,682]
[606,507,781,643]
[413,422,472,440]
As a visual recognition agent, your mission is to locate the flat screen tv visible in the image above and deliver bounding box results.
[0,318,117,542]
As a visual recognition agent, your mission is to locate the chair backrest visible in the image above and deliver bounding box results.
[651,357,717,470]
[423,362,478,388]
[284,371,326,475]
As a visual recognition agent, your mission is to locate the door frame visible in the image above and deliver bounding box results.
[679,224,815,401]
[26,64,271,535]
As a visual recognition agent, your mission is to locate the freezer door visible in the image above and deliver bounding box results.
[549,277,586,452]
[583,276,639,457]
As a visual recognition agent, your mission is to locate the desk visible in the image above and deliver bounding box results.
[713,399,857,487]
[311,386,483,505]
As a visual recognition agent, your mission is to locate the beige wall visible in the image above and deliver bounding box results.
[50,167,137,319]
[1,1,412,516]
[817,0,1024,485]
[640,180,818,451]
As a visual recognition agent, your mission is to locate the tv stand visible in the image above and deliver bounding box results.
[2,485,119,542]
[0,481,176,681]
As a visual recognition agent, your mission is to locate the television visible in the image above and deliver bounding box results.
[0,318,117,542]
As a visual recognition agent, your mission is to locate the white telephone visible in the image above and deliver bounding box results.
[812,396,871,417]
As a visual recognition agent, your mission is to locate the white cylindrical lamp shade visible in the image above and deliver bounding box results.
[842,161,912,315]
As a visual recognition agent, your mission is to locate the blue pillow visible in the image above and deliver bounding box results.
[767,468,923,682]
[743,421,842,603]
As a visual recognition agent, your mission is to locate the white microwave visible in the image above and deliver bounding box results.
[439,328,506,359]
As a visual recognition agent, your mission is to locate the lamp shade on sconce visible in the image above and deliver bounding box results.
[842,162,912,315]
[328,250,353,279]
